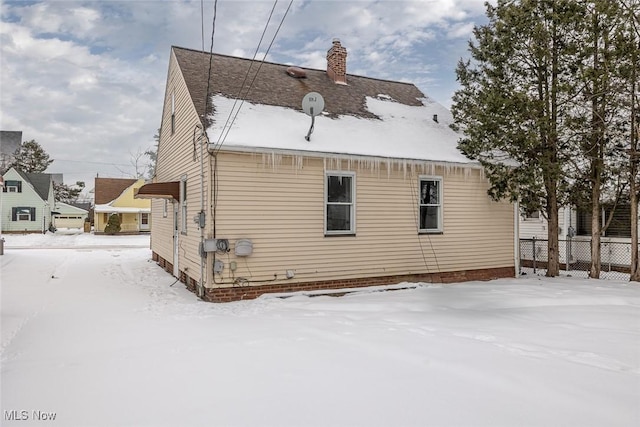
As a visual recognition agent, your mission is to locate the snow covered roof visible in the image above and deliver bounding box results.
[94,204,150,214]
[54,201,89,214]
[207,95,471,164]
[173,46,474,165]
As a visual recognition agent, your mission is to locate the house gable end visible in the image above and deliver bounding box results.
[110,178,150,209]
[155,48,203,183]
[94,178,138,205]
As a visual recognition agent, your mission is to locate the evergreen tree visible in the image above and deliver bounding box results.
[104,214,121,235]
[10,139,53,173]
[571,1,625,278]
[562,0,639,278]
[53,181,85,203]
[616,0,640,281]
[452,0,583,276]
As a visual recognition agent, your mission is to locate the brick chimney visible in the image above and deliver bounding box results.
[326,38,347,84]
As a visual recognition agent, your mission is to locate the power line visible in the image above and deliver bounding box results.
[203,0,218,123]
[211,0,279,152]
[52,158,131,167]
[212,0,295,155]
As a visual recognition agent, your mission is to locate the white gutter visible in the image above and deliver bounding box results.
[214,145,483,171]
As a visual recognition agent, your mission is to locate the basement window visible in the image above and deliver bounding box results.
[325,171,355,235]
[418,177,443,233]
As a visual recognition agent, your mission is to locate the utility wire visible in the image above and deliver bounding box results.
[201,0,205,53]
[212,0,294,155]
[211,0,278,152]
[203,0,218,124]
[53,158,131,167]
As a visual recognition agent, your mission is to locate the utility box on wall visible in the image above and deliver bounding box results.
[235,239,253,257]
[203,238,230,253]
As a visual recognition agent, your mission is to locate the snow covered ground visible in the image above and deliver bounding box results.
[1,230,639,427]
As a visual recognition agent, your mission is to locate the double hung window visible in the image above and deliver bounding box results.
[419,177,443,233]
[325,172,355,235]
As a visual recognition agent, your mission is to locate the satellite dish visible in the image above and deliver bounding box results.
[302,92,325,141]
[302,92,325,117]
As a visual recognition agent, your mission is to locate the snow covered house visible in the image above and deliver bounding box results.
[137,42,517,302]
[1,167,55,233]
[94,178,150,234]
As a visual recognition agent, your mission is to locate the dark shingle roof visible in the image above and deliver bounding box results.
[94,178,138,205]
[172,46,426,125]
[15,169,52,201]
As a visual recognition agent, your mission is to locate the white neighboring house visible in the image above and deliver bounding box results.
[1,167,55,233]
[52,202,88,229]
[520,204,638,268]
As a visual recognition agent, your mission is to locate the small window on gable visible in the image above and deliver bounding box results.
[418,177,443,233]
[325,171,355,235]
[3,180,21,193]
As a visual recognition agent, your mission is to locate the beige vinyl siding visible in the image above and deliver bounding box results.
[150,198,174,261]
[151,49,207,276]
[152,49,514,287]
[208,151,514,287]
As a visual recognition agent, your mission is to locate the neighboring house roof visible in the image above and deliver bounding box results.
[54,201,89,215]
[94,205,150,213]
[0,131,22,157]
[94,178,138,204]
[14,169,52,201]
[68,202,92,212]
[173,45,471,165]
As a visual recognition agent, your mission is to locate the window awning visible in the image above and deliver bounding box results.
[134,181,180,201]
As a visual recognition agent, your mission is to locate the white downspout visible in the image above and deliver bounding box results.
[198,126,207,299]
[514,199,520,277]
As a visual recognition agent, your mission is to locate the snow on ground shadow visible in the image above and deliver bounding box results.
[1,231,639,426]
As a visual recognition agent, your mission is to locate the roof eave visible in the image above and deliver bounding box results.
[216,145,480,169]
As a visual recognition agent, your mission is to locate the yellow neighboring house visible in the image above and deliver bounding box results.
[94,178,150,234]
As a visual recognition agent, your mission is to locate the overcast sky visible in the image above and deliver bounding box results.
[0,0,490,191]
